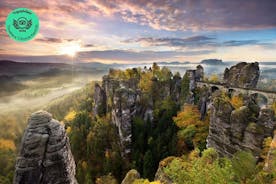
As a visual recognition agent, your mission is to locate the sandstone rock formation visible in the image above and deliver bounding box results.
[264,132,276,173]
[121,169,140,184]
[14,111,77,184]
[195,65,204,81]
[94,67,182,157]
[207,95,275,157]
[93,83,107,116]
[223,62,260,88]
[154,157,175,184]
[185,65,204,103]
[112,87,140,156]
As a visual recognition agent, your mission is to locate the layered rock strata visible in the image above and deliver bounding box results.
[14,111,77,184]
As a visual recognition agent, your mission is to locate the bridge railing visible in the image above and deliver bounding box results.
[197,81,276,94]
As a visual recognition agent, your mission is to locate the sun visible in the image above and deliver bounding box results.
[59,43,81,57]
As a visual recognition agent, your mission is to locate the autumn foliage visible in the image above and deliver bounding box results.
[230,95,244,109]
[173,105,209,152]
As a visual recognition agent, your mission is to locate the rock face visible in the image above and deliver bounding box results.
[121,169,140,184]
[93,83,107,116]
[154,157,175,184]
[207,95,275,157]
[185,65,204,103]
[264,132,276,173]
[94,67,182,158]
[14,111,77,184]
[112,88,140,156]
[195,65,204,81]
[223,62,260,88]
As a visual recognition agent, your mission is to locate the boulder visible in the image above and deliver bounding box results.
[121,169,140,184]
[154,157,175,184]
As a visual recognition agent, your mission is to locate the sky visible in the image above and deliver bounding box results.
[0,0,276,64]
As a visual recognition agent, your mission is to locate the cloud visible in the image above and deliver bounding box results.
[78,49,213,62]
[36,37,78,43]
[1,0,275,33]
[0,49,214,63]
[128,35,273,49]
[127,35,216,48]
[88,0,276,31]
[222,40,259,47]
[36,37,63,43]
[83,44,95,48]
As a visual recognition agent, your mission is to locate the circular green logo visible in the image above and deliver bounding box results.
[5,8,39,42]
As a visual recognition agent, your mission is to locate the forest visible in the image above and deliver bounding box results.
[1,64,276,184]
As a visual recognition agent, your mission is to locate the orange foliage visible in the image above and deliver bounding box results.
[0,138,16,151]
[173,105,209,152]
[230,95,244,109]
[173,105,202,128]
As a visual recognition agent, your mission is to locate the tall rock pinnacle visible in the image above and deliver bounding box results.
[14,111,78,184]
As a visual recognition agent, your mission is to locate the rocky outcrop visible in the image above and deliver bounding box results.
[14,111,77,184]
[223,62,259,88]
[112,87,140,156]
[185,65,204,103]
[264,132,276,173]
[154,157,175,184]
[258,108,276,137]
[207,95,275,157]
[195,65,204,81]
[207,96,234,157]
[121,169,140,184]
[93,83,107,116]
[94,67,182,158]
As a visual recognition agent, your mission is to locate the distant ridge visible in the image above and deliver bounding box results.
[200,59,224,65]
[157,61,190,65]
[0,60,71,76]
[0,60,69,66]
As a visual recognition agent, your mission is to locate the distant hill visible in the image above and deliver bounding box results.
[158,61,190,65]
[0,60,70,76]
[200,59,224,65]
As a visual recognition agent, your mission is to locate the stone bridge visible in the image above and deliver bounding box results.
[197,81,276,105]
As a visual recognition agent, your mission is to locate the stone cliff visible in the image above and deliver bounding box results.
[205,62,275,158]
[207,93,275,157]
[264,132,276,173]
[223,62,260,88]
[14,111,77,184]
[93,66,185,157]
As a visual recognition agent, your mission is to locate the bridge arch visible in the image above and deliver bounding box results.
[196,81,276,105]
[211,86,219,93]
[228,88,236,98]
[250,93,268,107]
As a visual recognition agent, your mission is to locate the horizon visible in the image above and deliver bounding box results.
[1,1,276,63]
[2,58,276,65]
